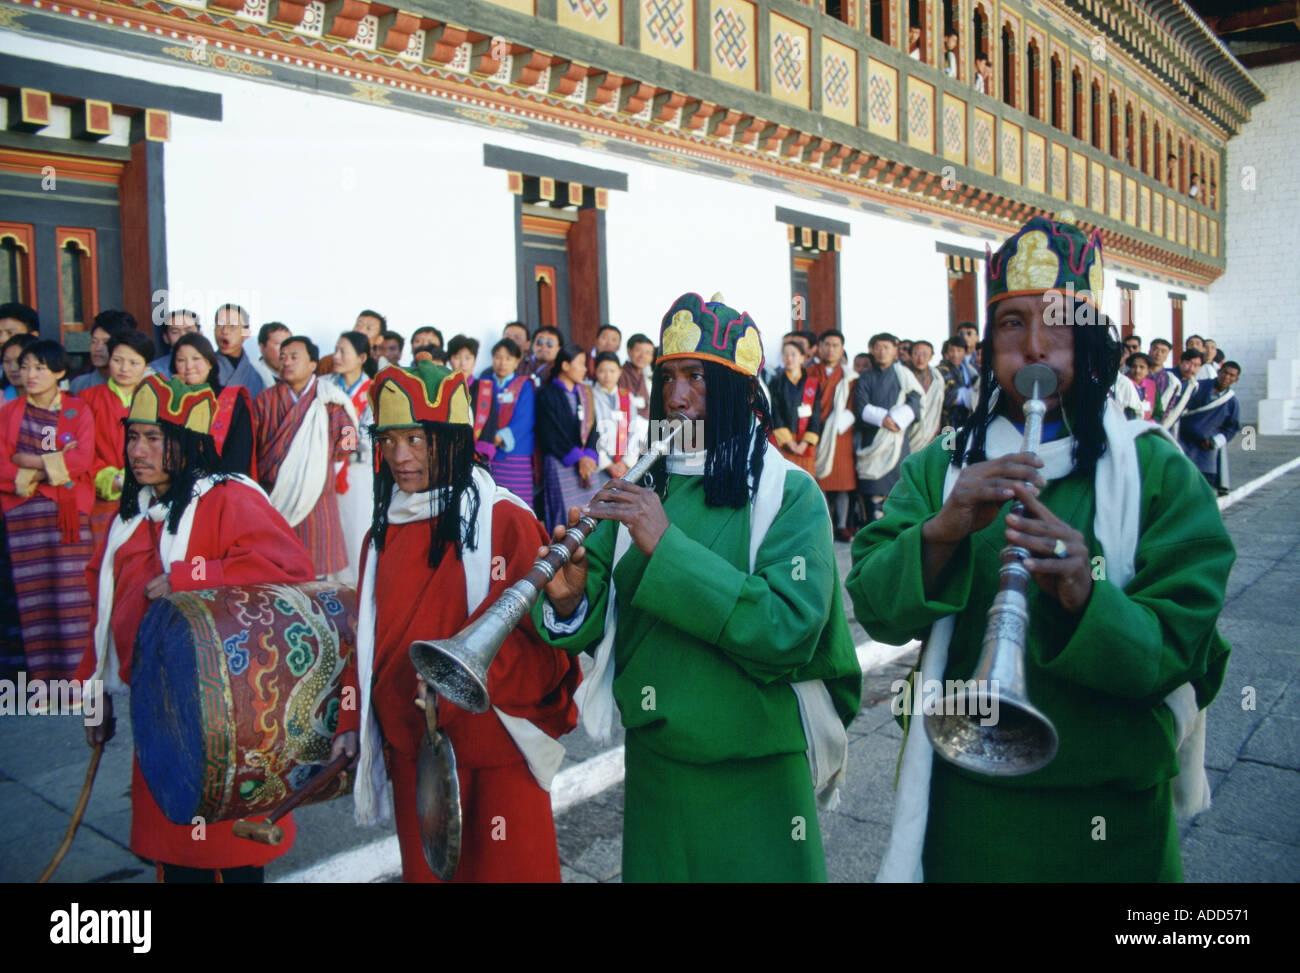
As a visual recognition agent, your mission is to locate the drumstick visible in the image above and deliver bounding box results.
[232,752,351,845]
[37,742,104,883]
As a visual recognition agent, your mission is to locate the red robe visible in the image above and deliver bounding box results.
[809,362,857,492]
[364,497,581,882]
[251,380,354,576]
[78,382,129,551]
[75,481,316,869]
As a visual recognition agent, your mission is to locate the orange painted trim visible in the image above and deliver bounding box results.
[655,350,759,377]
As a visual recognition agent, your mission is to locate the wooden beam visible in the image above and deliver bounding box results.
[1208,1,1299,34]
[1235,44,1300,68]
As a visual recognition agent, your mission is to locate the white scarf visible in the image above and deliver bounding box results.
[813,367,854,480]
[905,366,945,456]
[268,378,359,528]
[877,399,1210,882]
[91,474,265,696]
[572,441,849,808]
[1161,376,1199,431]
[353,467,566,826]
[856,363,923,480]
[1182,386,1235,417]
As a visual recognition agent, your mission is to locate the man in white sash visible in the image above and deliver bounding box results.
[1178,361,1241,496]
[854,332,923,521]
[1160,348,1204,435]
[905,339,944,455]
[252,336,358,579]
[348,361,581,882]
[847,217,1233,882]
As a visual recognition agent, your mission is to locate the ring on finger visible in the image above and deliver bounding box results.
[1052,537,1069,559]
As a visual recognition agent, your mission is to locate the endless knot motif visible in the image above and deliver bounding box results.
[868,74,893,127]
[908,90,929,139]
[772,32,804,92]
[973,116,992,164]
[644,0,687,48]
[1028,140,1043,182]
[712,7,748,72]
[1001,132,1018,173]
[943,104,962,150]
[824,55,851,109]
[567,0,610,20]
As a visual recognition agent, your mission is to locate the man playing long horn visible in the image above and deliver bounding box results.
[847,218,1234,882]
[76,375,329,882]
[533,292,861,882]
[349,361,581,882]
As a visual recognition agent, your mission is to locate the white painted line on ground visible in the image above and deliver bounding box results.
[1218,454,1300,513]
[277,637,908,882]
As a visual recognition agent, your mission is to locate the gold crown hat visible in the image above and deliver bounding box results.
[369,360,472,431]
[985,217,1104,307]
[127,374,217,435]
[656,292,765,378]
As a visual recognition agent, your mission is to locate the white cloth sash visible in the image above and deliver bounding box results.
[268,379,359,528]
[906,366,945,456]
[877,399,1210,882]
[1182,387,1235,417]
[353,467,566,826]
[814,370,854,480]
[91,474,265,696]
[856,363,923,481]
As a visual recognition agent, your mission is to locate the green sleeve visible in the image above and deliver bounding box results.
[845,443,974,645]
[529,517,619,655]
[628,472,834,684]
[1035,434,1235,701]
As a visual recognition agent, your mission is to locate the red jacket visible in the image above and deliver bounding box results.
[0,394,95,516]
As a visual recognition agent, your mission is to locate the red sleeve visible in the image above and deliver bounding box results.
[470,500,581,740]
[334,532,367,738]
[74,531,111,684]
[168,483,315,591]
[327,403,355,463]
[0,400,21,493]
[62,400,96,478]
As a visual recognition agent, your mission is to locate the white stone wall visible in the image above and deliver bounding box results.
[1207,59,1300,426]
[0,31,1207,376]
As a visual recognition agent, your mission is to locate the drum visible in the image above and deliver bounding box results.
[131,582,358,826]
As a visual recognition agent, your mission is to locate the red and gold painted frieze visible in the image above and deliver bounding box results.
[0,0,1228,287]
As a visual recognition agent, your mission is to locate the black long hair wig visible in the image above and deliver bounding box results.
[369,421,483,569]
[950,301,1124,480]
[645,359,773,508]
[118,421,227,533]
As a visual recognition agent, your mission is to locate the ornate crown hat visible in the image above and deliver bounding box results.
[369,361,471,430]
[127,374,217,435]
[656,292,765,378]
[986,217,1104,308]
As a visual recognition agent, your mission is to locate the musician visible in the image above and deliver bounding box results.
[533,292,861,882]
[847,218,1234,881]
[350,361,580,882]
[77,375,326,882]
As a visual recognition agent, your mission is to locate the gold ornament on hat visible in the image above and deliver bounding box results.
[662,309,703,357]
[1004,230,1061,294]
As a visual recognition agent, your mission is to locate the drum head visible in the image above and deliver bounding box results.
[416,727,462,882]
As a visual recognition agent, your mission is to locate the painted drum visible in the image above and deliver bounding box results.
[131,582,358,826]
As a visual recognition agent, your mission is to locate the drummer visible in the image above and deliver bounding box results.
[348,361,580,882]
[76,375,333,883]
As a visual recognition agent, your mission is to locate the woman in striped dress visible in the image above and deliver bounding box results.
[536,342,605,532]
[0,340,95,683]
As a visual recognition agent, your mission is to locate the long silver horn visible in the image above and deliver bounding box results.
[409,413,692,713]
[923,363,1061,776]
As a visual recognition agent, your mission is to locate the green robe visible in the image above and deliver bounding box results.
[846,432,1233,882]
[533,465,861,882]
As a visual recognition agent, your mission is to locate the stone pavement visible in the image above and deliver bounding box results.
[2,434,1297,883]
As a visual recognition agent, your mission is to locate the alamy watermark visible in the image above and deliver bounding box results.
[891,676,1001,727]
[0,675,105,726]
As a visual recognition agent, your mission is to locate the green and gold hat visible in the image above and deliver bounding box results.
[127,374,217,435]
[986,217,1104,308]
[656,292,765,378]
[369,361,471,431]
